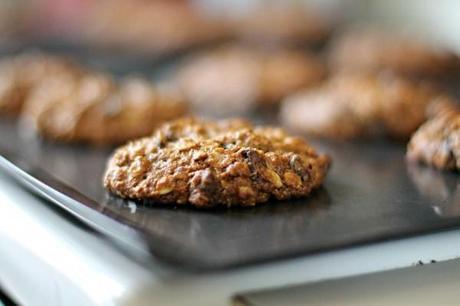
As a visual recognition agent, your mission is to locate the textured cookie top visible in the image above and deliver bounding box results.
[104,117,330,208]
[176,46,326,114]
[407,99,460,170]
[0,52,83,115]
[21,74,187,145]
[281,73,437,139]
[328,29,459,76]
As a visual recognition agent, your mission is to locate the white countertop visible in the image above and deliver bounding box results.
[237,257,460,306]
[2,171,460,306]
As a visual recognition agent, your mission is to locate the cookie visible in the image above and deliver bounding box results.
[425,96,460,119]
[81,0,229,55]
[328,28,459,77]
[281,73,437,139]
[235,6,331,45]
[0,52,83,116]
[176,46,326,114]
[21,74,187,145]
[103,117,330,208]
[407,104,460,171]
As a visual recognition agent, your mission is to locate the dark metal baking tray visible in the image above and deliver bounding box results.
[3,117,460,270]
[2,46,460,271]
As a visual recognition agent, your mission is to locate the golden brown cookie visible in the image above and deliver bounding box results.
[0,52,83,116]
[281,73,437,139]
[235,6,331,45]
[328,28,459,77]
[407,105,460,171]
[21,74,187,145]
[176,46,326,114]
[103,117,330,208]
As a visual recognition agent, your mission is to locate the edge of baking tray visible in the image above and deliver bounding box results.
[4,146,460,272]
[0,150,151,256]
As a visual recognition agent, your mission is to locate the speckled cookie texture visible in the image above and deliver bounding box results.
[0,52,83,116]
[21,74,187,145]
[176,46,326,114]
[407,98,460,171]
[328,28,459,77]
[281,73,438,139]
[103,117,330,208]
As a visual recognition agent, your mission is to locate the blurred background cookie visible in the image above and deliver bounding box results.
[77,0,230,56]
[21,74,187,145]
[281,72,440,140]
[328,28,460,78]
[232,5,333,47]
[175,45,326,115]
[426,96,460,119]
[0,52,84,116]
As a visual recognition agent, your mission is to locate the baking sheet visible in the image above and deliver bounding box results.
[1,45,460,270]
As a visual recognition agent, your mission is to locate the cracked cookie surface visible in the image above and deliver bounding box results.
[103,117,330,208]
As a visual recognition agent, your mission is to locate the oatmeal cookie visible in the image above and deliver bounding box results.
[281,73,437,139]
[0,52,83,116]
[407,105,460,171]
[328,28,459,77]
[21,75,187,144]
[176,46,326,114]
[103,117,330,208]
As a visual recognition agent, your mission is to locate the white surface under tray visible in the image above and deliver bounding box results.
[2,171,460,306]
